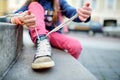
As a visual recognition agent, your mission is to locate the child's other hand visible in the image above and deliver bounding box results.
[20,11,36,28]
[77,3,92,22]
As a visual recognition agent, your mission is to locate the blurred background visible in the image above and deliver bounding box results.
[0,0,120,36]
[0,0,120,80]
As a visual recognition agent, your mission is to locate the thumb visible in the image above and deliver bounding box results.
[24,11,31,16]
[84,3,90,7]
[27,11,31,15]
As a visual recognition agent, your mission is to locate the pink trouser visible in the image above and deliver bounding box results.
[28,2,82,59]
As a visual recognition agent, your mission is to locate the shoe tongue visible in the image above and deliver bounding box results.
[37,35,47,41]
[40,35,47,40]
[36,35,47,44]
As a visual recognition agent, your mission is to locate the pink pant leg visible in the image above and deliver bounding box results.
[49,32,82,59]
[28,2,48,43]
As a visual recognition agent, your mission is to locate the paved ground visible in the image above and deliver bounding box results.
[68,31,120,80]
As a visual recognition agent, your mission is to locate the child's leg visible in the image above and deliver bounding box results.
[28,2,48,43]
[49,32,82,59]
[28,2,54,69]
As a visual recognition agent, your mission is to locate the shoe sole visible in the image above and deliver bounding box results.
[32,61,55,69]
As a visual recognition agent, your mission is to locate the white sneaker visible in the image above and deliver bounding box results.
[32,35,55,69]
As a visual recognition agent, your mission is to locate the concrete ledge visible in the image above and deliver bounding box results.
[0,23,23,79]
[3,47,97,80]
[0,23,97,80]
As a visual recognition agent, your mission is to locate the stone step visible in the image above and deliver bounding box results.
[0,23,97,80]
[3,46,97,80]
[0,22,23,80]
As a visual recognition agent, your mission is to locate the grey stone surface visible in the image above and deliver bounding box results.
[3,47,97,80]
[0,23,23,79]
[0,26,97,80]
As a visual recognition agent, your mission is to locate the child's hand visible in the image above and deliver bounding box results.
[20,11,36,28]
[11,11,36,28]
[77,3,92,22]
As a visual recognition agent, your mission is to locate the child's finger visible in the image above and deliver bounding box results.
[27,11,31,15]
[78,16,87,22]
[77,9,89,18]
[83,3,90,7]
[26,22,36,28]
[24,17,36,24]
[24,11,31,16]
[86,3,90,7]
[77,8,91,16]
